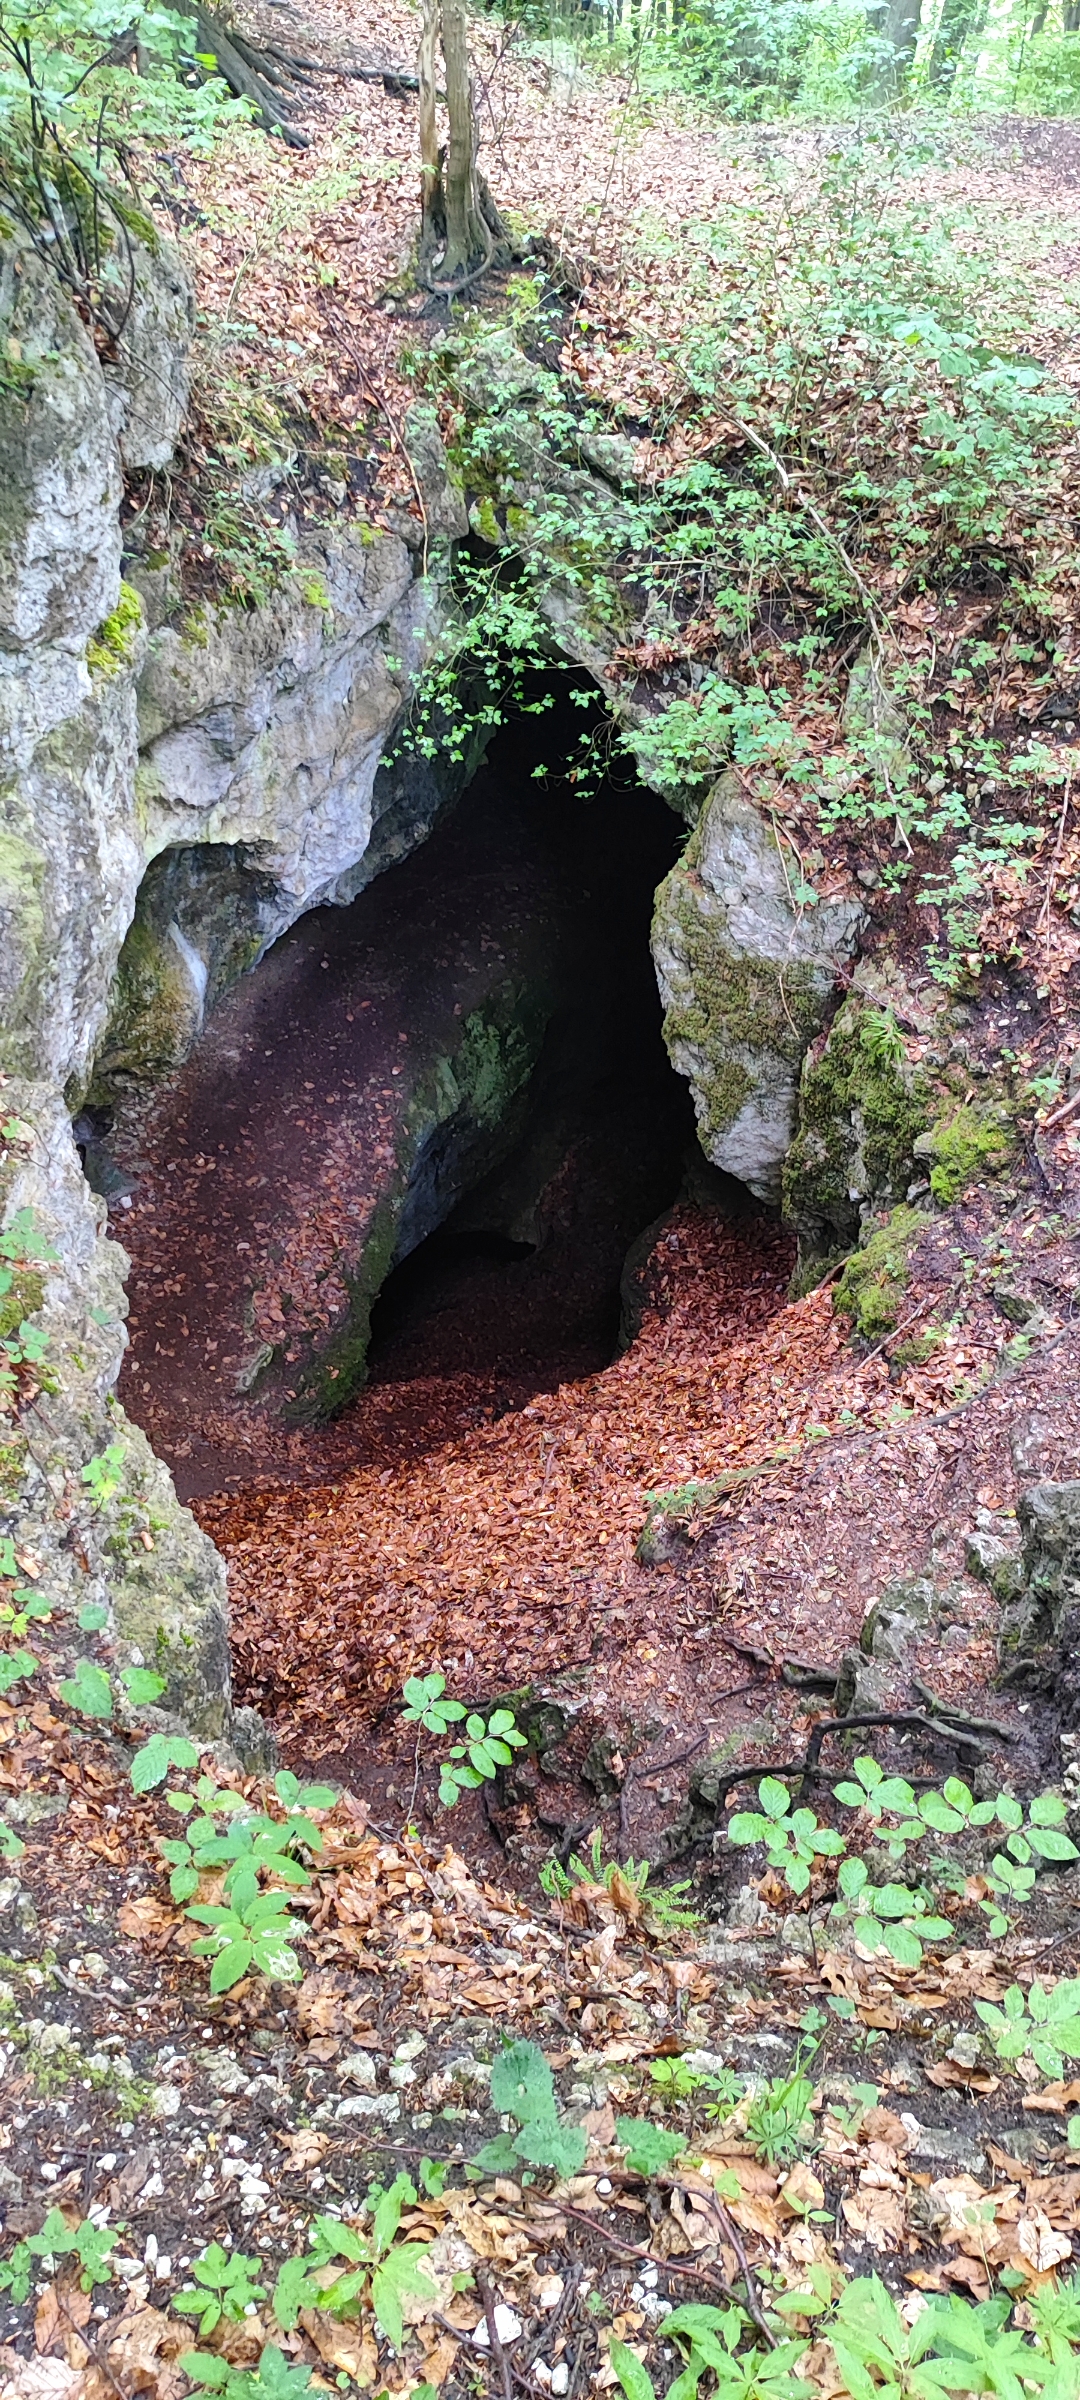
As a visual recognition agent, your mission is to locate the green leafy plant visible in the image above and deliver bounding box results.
[727,1776,845,1896]
[402,1671,526,1806]
[80,1442,125,1509]
[745,2062,817,2169]
[831,1859,954,1969]
[471,2037,588,2181]
[540,1828,700,1929]
[181,2346,318,2400]
[976,1978,1080,2081]
[59,1657,113,1717]
[610,2304,813,2400]
[185,1885,305,1994]
[130,1733,200,1792]
[0,2209,117,2305]
[0,1206,56,1414]
[0,0,246,351]
[835,1763,1078,1934]
[0,1578,49,1693]
[271,2178,436,2348]
[173,2244,267,2337]
[616,2118,689,2175]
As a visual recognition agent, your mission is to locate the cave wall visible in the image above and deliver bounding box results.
[0,227,470,1748]
[0,236,868,1741]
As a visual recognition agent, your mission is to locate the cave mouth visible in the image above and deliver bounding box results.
[110,689,713,1493]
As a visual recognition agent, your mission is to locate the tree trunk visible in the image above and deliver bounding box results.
[440,0,490,276]
[926,0,978,84]
[414,0,507,290]
[417,0,445,273]
[866,0,923,89]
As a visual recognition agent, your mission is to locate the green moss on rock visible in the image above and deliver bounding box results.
[0,1266,44,1340]
[89,915,202,1097]
[784,999,930,1274]
[86,581,143,680]
[656,870,819,1142]
[834,1203,927,1342]
[921,1103,1013,1203]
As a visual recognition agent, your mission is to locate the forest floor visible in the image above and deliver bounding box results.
[12,21,1080,2400]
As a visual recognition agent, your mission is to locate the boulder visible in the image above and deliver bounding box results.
[651,773,865,1203]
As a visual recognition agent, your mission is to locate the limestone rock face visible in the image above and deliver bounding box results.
[0,1083,234,1741]
[136,529,422,897]
[0,239,122,654]
[103,237,196,471]
[0,635,144,1092]
[651,772,865,1204]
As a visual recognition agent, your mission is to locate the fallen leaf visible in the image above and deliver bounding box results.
[0,2351,83,2400]
[925,2059,1000,2096]
[117,1896,176,1944]
[841,2187,904,2252]
[301,2312,378,2386]
[34,2290,62,2359]
[1017,2211,1073,2275]
[779,2163,825,2214]
[278,2129,329,2170]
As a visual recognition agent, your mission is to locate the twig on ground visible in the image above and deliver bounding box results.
[714,2200,774,2346]
[477,2266,514,2400]
[511,2195,774,2340]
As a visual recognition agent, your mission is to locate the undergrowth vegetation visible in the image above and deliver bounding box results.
[407,128,1080,994]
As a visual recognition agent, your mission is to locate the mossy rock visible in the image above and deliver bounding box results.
[90,914,203,1098]
[0,1266,44,1341]
[834,1203,928,1342]
[86,581,143,681]
[784,999,931,1274]
[917,1103,1013,1203]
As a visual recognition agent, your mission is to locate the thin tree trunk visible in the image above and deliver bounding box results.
[417,0,444,272]
[926,0,980,82]
[440,0,487,275]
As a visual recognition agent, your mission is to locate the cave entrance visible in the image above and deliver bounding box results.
[113,694,701,1496]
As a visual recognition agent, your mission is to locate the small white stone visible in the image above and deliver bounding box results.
[97,2154,117,2173]
[338,2051,377,2091]
[533,2364,553,2388]
[550,2364,570,2394]
[39,2164,60,2182]
[144,2235,158,2267]
[473,2306,522,2349]
[640,2266,658,2291]
[595,2177,613,2196]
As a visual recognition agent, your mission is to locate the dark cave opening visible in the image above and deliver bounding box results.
[110,689,712,1490]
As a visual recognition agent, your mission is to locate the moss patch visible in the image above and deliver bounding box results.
[90,915,201,1098]
[0,1267,44,1341]
[834,1203,927,1342]
[784,1001,930,1264]
[923,1103,1013,1203]
[86,581,143,680]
